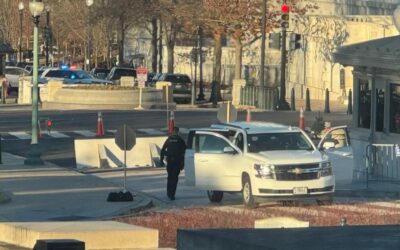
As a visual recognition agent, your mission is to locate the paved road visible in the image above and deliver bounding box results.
[0,107,352,168]
[93,168,248,209]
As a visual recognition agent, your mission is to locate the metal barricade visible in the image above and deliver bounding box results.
[239,86,278,110]
[366,143,400,187]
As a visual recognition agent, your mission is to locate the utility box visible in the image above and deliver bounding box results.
[34,239,85,250]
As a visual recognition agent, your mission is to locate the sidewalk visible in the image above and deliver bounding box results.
[0,153,151,222]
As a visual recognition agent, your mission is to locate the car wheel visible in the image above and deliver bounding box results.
[242,176,256,208]
[207,190,223,202]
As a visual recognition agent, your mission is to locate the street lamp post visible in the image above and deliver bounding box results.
[85,0,94,71]
[25,0,44,166]
[45,5,50,66]
[18,2,24,63]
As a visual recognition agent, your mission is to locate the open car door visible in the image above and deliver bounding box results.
[184,129,242,191]
[318,125,353,185]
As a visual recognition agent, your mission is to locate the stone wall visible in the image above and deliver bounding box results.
[18,78,166,109]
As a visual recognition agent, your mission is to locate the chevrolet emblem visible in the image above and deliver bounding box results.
[292,168,304,175]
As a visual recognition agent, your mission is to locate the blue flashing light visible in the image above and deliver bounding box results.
[60,65,69,70]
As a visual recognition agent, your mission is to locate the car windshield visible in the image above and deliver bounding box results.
[32,70,44,76]
[247,132,314,153]
[111,68,136,79]
[94,69,110,74]
[70,70,92,80]
[44,70,69,78]
[164,75,191,83]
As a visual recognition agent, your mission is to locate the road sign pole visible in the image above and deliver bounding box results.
[137,87,143,109]
[111,124,136,202]
[123,124,127,192]
[136,67,147,110]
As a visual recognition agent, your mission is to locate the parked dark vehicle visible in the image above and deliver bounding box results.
[148,73,162,87]
[90,68,110,79]
[106,67,136,85]
[158,73,192,103]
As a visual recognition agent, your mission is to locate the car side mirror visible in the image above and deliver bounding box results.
[223,146,236,154]
[321,141,336,150]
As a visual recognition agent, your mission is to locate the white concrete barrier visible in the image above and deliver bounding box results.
[75,137,167,169]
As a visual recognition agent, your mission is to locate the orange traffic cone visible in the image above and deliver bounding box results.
[246,109,252,123]
[299,107,305,130]
[96,112,105,137]
[168,111,175,135]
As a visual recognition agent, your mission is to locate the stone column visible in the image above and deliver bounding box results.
[232,79,246,106]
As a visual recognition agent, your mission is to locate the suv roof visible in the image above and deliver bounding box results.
[211,122,302,134]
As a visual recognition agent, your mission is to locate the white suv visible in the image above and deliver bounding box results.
[184,122,351,207]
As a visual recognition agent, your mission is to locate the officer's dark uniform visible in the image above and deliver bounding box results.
[160,131,186,200]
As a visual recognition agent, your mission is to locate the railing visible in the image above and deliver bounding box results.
[366,143,400,187]
[240,86,278,110]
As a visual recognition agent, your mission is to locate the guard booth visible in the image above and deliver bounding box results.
[334,35,400,186]
[0,43,14,103]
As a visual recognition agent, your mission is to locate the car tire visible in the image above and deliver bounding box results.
[207,190,223,202]
[242,176,257,208]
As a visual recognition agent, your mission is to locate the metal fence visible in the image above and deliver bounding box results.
[239,86,278,110]
[366,144,400,187]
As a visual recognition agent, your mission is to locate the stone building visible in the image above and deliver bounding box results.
[288,15,399,100]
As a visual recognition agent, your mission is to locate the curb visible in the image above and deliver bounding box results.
[78,166,160,174]
[102,196,154,220]
[335,189,400,199]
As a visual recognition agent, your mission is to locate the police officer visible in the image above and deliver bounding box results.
[160,127,187,200]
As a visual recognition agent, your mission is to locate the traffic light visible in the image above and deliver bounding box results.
[281,3,290,29]
[268,33,281,50]
[290,33,302,50]
[46,119,53,135]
